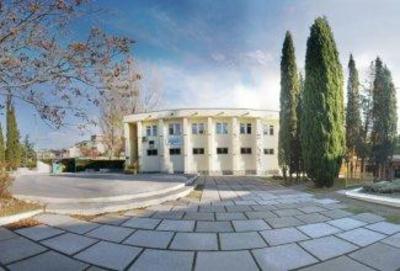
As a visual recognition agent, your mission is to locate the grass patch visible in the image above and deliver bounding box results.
[0,196,42,217]
[186,184,204,201]
[70,214,101,222]
[345,206,367,214]
[5,218,40,230]
[385,215,400,224]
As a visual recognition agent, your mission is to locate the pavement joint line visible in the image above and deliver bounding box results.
[71,239,102,257]
[248,248,263,271]
[124,246,145,271]
[2,249,50,268]
[191,251,197,271]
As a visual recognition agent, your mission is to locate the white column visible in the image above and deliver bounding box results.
[183,117,192,174]
[158,119,172,173]
[136,121,143,172]
[231,117,240,175]
[207,117,214,175]
[124,123,132,167]
[255,118,263,175]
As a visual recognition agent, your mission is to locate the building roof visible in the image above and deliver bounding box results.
[124,107,279,123]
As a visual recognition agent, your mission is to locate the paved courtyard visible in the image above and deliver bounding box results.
[1,176,400,270]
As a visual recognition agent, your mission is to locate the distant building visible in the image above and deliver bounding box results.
[67,134,106,159]
[123,108,279,175]
[37,149,68,160]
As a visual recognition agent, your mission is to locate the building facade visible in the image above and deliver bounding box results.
[123,108,280,175]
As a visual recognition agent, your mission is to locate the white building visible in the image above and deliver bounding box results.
[123,108,280,175]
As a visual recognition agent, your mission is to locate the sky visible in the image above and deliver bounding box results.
[13,0,400,149]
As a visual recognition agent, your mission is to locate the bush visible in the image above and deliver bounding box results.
[363,180,400,193]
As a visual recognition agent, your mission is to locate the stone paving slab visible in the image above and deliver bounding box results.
[170,232,218,250]
[265,216,304,228]
[196,221,234,232]
[299,256,375,271]
[336,228,386,246]
[260,227,309,246]
[295,213,330,224]
[365,221,400,235]
[74,241,142,270]
[35,214,99,234]
[298,205,328,214]
[130,249,194,271]
[349,243,400,271]
[300,236,358,260]
[220,232,266,250]
[327,217,366,230]
[184,212,214,221]
[91,214,129,226]
[351,213,386,223]
[152,211,185,220]
[123,230,173,249]
[381,232,400,248]
[298,222,341,238]
[157,219,195,232]
[195,251,259,271]
[0,237,46,264]
[273,208,305,217]
[245,211,278,219]
[7,251,88,271]
[122,217,161,230]
[86,224,134,242]
[16,225,64,241]
[41,232,97,255]
[321,209,353,219]
[252,243,318,271]
[215,212,246,221]
[0,227,18,241]
[232,219,270,231]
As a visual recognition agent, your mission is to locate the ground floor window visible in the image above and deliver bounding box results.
[240,147,252,154]
[193,148,205,155]
[217,147,228,154]
[147,149,158,156]
[264,148,274,155]
[169,148,181,155]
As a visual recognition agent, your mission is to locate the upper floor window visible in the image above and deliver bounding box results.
[147,149,158,156]
[216,122,228,134]
[240,147,252,154]
[216,147,229,154]
[264,148,274,155]
[169,148,181,155]
[169,123,181,135]
[192,123,205,135]
[240,123,252,134]
[193,148,205,155]
[146,125,157,137]
[269,125,274,135]
[263,124,275,135]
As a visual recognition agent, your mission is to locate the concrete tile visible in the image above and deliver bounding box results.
[260,227,309,246]
[252,243,318,271]
[216,212,246,221]
[337,228,386,246]
[321,209,352,219]
[365,221,400,234]
[195,251,259,271]
[273,208,304,217]
[199,205,225,212]
[124,209,155,218]
[351,213,385,224]
[296,213,330,224]
[245,211,278,219]
[130,249,194,271]
[123,230,173,249]
[196,221,234,232]
[157,219,195,232]
[298,205,327,214]
[220,232,266,250]
[313,199,340,205]
[36,213,99,234]
[327,218,366,230]
[265,216,303,228]
[0,227,18,241]
[381,232,400,248]
[300,236,358,260]
[122,217,161,230]
[299,256,374,271]
[170,232,218,250]
[7,251,88,271]
[86,224,133,242]
[152,211,185,219]
[225,205,252,212]
[0,237,46,264]
[91,214,129,226]
[16,225,64,241]
[298,223,341,238]
[75,241,141,270]
[184,212,214,221]
[350,243,400,271]
[251,205,278,211]
[232,219,270,232]
[41,233,97,255]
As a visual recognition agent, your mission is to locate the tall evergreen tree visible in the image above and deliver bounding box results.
[301,17,345,187]
[371,57,397,179]
[278,31,300,181]
[5,98,21,169]
[345,54,362,177]
[0,123,5,164]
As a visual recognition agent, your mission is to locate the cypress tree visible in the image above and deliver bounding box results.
[278,31,300,181]
[0,123,5,164]
[345,54,362,177]
[5,98,21,169]
[371,57,397,179]
[301,17,345,187]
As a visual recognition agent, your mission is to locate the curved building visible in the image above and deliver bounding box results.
[123,108,279,175]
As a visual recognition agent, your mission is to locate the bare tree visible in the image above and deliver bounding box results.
[0,0,133,128]
[99,57,162,158]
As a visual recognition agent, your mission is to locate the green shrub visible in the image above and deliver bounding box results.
[363,180,400,193]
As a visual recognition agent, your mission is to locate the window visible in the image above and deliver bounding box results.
[263,125,269,135]
[264,148,274,155]
[216,122,228,134]
[240,123,251,134]
[169,148,181,155]
[269,125,274,135]
[216,147,228,154]
[147,149,158,156]
[192,123,205,134]
[146,125,157,137]
[193,148,205,155]
[240,147,252,154]
[169,123,181,135]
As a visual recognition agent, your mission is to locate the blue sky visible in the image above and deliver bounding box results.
[13,0,400,149]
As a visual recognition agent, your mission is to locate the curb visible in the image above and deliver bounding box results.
[0,209,43,226]
[345,187,400,208]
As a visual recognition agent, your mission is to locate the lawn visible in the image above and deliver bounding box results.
[0,196,42,217]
